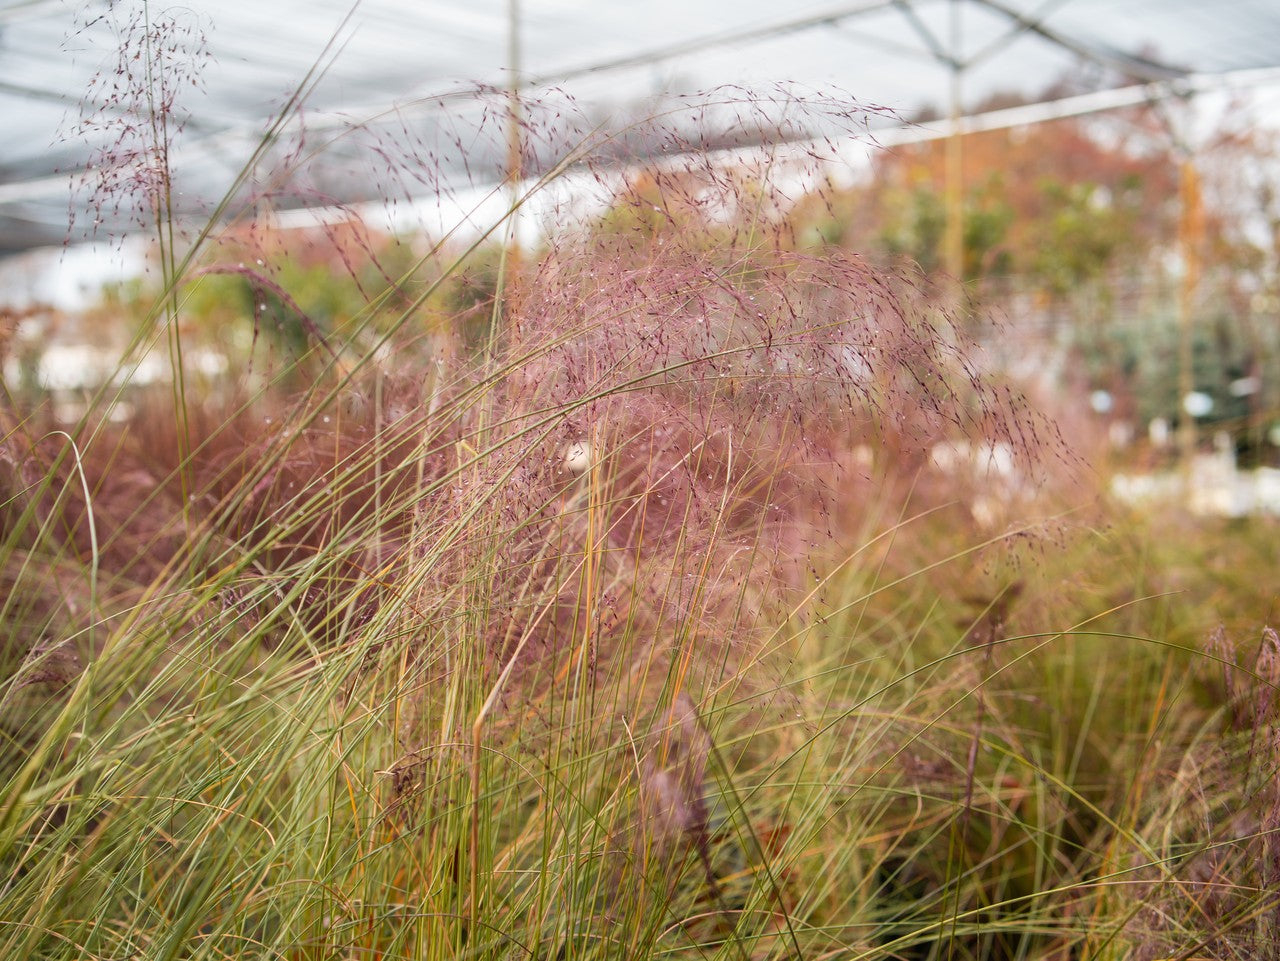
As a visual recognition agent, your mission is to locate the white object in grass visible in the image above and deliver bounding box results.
[565,440,592,474]
[1183,391,1213,418]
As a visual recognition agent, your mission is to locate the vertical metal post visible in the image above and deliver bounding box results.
[1177,153,1203,469]
[943,0,965,286]
[506,0,522,198]
[504,0,523,337]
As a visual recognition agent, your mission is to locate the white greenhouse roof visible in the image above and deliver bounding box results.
[1,0,1279,254]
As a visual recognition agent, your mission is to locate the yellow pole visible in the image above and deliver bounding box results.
[1177,155,1203,471]
[944,0,965,286]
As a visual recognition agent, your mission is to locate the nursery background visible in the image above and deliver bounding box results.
[3,2,1280,959]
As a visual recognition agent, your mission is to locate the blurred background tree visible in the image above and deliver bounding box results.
[789,82,1280,459]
